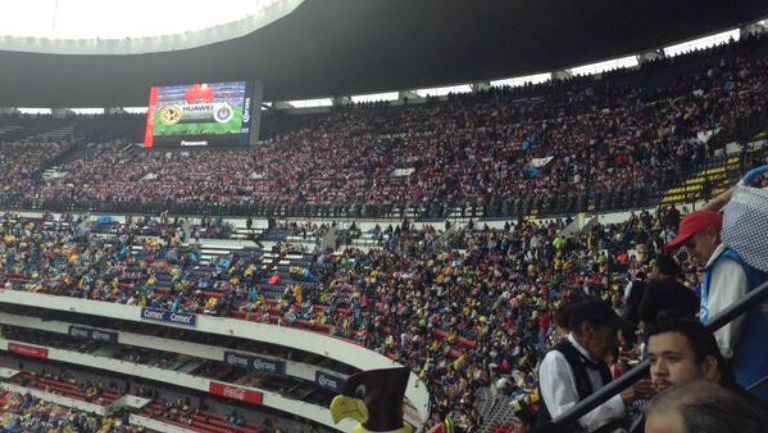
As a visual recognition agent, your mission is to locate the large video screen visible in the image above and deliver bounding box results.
[144,81,254,148]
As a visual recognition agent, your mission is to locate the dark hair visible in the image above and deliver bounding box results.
[638,279,699,323]
[647,312,734,385]
[554,305,571,330]
[567,298,624,334]
[655,254,681,278]
[649,381,768,433]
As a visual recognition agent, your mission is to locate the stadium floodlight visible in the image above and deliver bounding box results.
[490,73,552,88]
[69,108,104,115]
[123,107,149,114]
[286,98,333,109]
[350,92,400,104]
[570,55,639,77]
[17,108,52,115]
[0,0,283,39]
[0,0,304,55]
[414,84,472,98]
[664,28,740,58]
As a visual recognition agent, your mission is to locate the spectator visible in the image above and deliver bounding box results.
[511,399,536,433]
[645,381,768,433]
[622,271,646,329]
[647,313,732,394]
[552,305,572,343]
[637,255,698,326]
[537,298,652,432]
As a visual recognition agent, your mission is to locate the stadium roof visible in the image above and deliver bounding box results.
[0,0,290,42]
[1,0,767,108]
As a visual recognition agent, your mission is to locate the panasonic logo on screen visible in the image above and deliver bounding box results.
[180,140,208,147]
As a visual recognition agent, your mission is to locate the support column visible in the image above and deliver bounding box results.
[637,49,665,65]
[398,90,420,103]
[552,69,572,81]
[51,108,73,119]
[331,96,352,106]
[471,81,491,92]
[742,22,768,38]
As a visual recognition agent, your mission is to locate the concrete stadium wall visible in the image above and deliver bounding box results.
[0,337,350,432]
[0,311,347,384]
[0,290,429,430]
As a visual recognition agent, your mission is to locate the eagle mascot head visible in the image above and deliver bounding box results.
[330,367,414,433]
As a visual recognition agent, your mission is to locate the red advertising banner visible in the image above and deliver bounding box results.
[144,86,160,149]
[8,343,48,360]
[209,382,263,406]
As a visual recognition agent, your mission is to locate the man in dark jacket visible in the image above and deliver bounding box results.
[638,255,698,326]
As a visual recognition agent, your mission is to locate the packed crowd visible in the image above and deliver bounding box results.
[0,141,75,208]
[0,35,765,433]
[0,35,763,217]
[0,391,139,433]
[0,203,697,432]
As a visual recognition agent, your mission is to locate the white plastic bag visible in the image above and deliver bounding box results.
[722,165,768,273]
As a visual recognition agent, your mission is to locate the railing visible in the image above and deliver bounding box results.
[537,279,768,433]
[0,186,668,221]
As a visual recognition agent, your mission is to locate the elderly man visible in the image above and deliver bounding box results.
[538,298,652,432]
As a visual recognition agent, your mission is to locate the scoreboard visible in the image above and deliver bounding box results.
[144,81,262,148]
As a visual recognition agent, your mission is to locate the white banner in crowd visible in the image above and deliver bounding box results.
[529,156,554,168]
[391,168,415,177]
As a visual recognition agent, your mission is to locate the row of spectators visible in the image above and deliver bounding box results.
[0,391,137,433]
[0,35,767,216]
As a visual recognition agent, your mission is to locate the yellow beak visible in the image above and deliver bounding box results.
[330,395,369,425]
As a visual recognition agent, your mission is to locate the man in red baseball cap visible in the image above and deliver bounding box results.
[665,210,722,265]
[666,210,768,401]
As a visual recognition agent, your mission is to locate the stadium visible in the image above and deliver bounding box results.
[0,1,768,433]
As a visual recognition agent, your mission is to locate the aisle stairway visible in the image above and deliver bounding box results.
[660,157,741,206]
